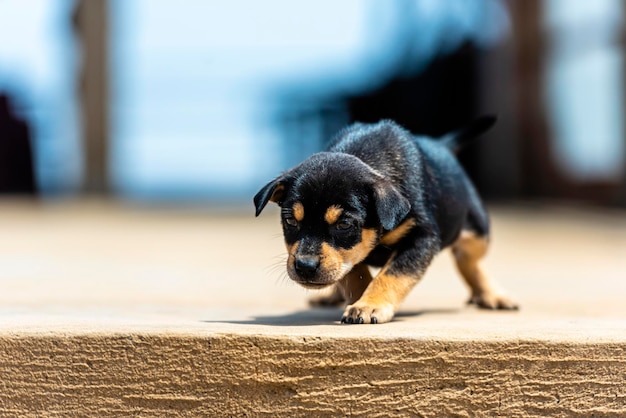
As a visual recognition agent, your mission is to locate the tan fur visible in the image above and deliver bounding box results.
[452,230,517,309]
[337,228,378,267]
[358,272,417,308]
[342,254,421,323]
[269,184,284,202]
[337,264,373,304]
[308,264,374,307]
[286,241,299,261]
[324,205,343,225]
[292,202,304,222]
[318,229,378,283]
[379,218,417,246]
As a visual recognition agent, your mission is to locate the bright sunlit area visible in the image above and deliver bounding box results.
[1,1,625,416]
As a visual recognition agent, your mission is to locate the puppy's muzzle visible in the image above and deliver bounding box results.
[291,254,336,288]
[294,255,320,280]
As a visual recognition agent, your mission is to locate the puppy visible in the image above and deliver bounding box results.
[254,116,518,324]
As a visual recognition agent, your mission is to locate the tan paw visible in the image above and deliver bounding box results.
[340,301,395,324]
[468,292,519,310]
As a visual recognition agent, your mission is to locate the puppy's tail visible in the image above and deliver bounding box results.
[440,115,497,153]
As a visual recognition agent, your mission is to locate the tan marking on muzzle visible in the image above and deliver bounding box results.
[285,241,300,261]
[319,228,378,283]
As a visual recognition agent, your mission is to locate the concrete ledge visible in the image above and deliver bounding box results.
[1,323,624,417]
[0,201,625,416]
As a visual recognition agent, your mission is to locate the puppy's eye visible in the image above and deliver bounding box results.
[284,217,298,227]
[335,221,353,231]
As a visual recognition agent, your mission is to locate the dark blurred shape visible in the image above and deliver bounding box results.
[344,42,478,138]
[510,0,625,206]
[273,1,626,208]
[270,2,498,193]
[275,44,482,182]
[0,94,36,194]
[338,41,484,190]
[343,41,480,186]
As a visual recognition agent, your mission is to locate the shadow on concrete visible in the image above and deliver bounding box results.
[203,307,460,327]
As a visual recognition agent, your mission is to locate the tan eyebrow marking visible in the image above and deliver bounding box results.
[293,202,305,222]
[324,205,343,225]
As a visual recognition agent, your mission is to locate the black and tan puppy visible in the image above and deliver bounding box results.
[254,116,518,324]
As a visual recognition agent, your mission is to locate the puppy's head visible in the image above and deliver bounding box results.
[254,152,410,289]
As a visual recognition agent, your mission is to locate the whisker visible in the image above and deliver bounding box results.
[275,270,293,287]
[265,260,286,276]
[263,252,286,266]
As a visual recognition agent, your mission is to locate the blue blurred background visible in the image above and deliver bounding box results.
[1,0,625,207]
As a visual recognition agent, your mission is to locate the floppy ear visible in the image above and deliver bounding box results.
[253,178,285,216]
[373,182,411,230]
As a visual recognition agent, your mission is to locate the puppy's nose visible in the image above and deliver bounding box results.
[294,255,320,279]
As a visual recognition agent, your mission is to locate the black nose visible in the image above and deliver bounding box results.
[294,255,320,279]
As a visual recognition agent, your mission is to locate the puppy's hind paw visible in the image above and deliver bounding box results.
[468,292,519,310]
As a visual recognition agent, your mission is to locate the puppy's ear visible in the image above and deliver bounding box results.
[253,178,285,216]
[373,182,411,230]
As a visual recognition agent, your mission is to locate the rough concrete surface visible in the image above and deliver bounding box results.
[0,200,625,417]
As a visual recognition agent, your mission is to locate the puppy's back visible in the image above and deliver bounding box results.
[328,120,421,186]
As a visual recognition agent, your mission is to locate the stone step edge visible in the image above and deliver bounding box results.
[1,333,624,416]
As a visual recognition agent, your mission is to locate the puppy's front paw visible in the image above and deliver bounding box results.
[469,292,519,310]
[341,301,395,324]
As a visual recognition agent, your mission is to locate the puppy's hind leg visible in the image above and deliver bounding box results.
[452,230,518,310]
[338,263,373,305]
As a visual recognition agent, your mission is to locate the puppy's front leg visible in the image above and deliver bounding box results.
[341,237,438,324]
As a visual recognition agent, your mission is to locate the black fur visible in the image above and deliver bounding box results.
[254,116,500,320]
[255,117,492,241]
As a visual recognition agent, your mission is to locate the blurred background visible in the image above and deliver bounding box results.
[1,0,626,322]
[1,0,625,207]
